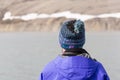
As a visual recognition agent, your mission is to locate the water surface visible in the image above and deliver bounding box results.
[0,32,120,80]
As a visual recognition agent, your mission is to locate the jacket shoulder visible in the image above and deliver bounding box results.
[91,61,110,80]
[40,60,57,80]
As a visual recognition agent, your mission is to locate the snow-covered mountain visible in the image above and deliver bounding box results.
[0,0,120,32]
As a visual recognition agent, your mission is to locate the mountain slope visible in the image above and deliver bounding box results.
[0,0,120,32]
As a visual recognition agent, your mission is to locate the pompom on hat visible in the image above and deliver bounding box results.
[59,19,85,49]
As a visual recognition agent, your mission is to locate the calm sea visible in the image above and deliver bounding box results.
[0,32,120,80]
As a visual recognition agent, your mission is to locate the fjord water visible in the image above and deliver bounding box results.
[0,32,119,80]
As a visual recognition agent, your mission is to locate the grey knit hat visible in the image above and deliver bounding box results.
[59,19,85,49]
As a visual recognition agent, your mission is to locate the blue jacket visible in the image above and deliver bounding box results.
[40,56,110,80]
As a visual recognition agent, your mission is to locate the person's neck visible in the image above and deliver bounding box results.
[62,48,83,52]
[62,48,86,56]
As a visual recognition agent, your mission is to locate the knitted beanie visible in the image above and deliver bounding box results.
[59,19,85,49]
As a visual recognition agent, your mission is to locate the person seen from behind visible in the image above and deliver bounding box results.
[39,19,110,80]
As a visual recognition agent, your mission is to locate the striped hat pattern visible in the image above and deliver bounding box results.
[59,20,85,49]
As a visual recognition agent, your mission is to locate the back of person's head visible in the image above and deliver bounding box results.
[59,19,85,50]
